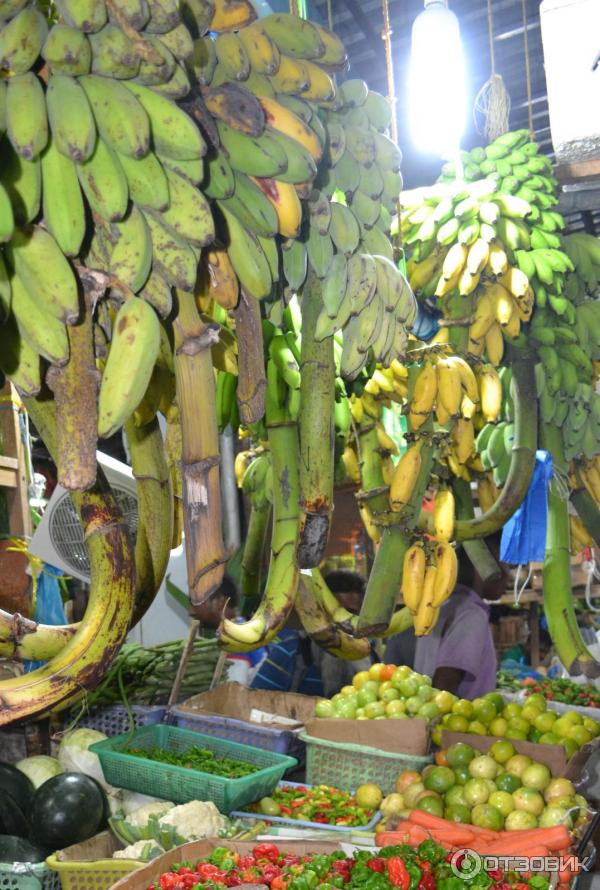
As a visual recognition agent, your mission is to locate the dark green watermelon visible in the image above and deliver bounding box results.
[30,773,107,850]
[0,763,34,812]
[0,835,49,864]
[0,791,29,837]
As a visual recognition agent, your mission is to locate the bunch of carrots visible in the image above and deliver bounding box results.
[377,811,577,887]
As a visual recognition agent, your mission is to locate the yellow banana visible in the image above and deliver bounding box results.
[477,475,499,512]
[250,175,302,238]
[408,361,438,429]
[376,422,399,454]
[467,238,490,275]
[359,503,381,543]
[341,445,360,483]
[414,566,439,636]
[458,267,480,296]
[436,357,462,417]
[259,95,322,160]
[389,441,422,511]
[447,355,479,404]
[485,322,504,366]
[409,249,439,291]
[402,542,426,613]
[469,293,495,341]
[433,488,455,542]
[431,542,458,607]
[442,242,468,280]
[477,364,502,423]
[452,417,475,464]
[486,242,508,277]
[500,266,530,299]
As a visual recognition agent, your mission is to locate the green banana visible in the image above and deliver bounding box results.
[46,74,96,162]
[54,0,108,32]
[10,271,69,365]
[124,81,206,160]
[0,6,48,75]
[161,165,214,245]
[329,202,360,255]
[220,204,272,299]
[8,226,79,323]
[118,150,170,211]
[6,73,48,160]
[217,170,278,237]
[89,24,140,78]
[281,238,308,291]
[261,13,324,60]
[0,139,41,225]
[142,209,197,291]
[217,121,287,177]
[80,74,150,159]
[108,205,153,292]
[42,24,92,75]
[77,136,129,221]
[0,313,41,396]
[41,137,86,257]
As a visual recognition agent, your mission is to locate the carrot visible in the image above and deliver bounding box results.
[424,828,477,846]
[494,826,571,852]
[482,841,550,857]
[408,810,497,841]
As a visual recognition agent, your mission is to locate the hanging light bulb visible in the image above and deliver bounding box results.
[408,0,467,158]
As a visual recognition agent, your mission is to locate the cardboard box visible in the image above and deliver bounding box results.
[175,683,320,729]
[306,717,429,756]
[441,730,600,780]
[110,839,348,890]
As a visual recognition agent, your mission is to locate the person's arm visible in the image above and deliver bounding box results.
[432,666,465,694]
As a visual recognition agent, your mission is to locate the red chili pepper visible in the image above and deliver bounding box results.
[224,875,242,887]
[238,857,256,869]
[366,859,386,873]
[387,857,410,890]
[261,865,283,883]
[253,844,280,863]
[158,876,180,890]
[281,856,301,867]
[332,861,351,874]
[488,870,503,881]
[196,864,224,878]
[181,876,198,889]
[418,872,436,890]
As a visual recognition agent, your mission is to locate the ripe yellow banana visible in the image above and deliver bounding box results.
[401,542,426,613]
[389,441,422,511]
[469,293,495,341]
[408,361,437,429]
[436,357,462,417]
[477,364,502,423]
[486,241,508,277]
[376,422,398,455]
[260,96,322,160]
[342,445,360,483]
[447,355,479,405]
[452,417,475,464]
[250,175,302,238]
[485,322,504,366]
[442,242,468,280]
[478,475,499,512]
[433,488,455,542]
[414,566,439,636]
[431,542,458,607]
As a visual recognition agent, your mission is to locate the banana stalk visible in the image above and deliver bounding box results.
[240,500,271,616]
[295,572,371,660]
[446,292,473,353]
[219,360,300,651]
[0,611,79,660]
[125,418,174,628]
[541,423,600,677]
[233,289,266,425]
[173,290,227,604]
[298,270,335,568]
[46,270,100,490]
[455,356,537,540]
[453,478,503,586]
[0,397,135,723]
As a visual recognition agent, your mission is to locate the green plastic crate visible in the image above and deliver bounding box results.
[90,724,297,813]
[300,732,432,795]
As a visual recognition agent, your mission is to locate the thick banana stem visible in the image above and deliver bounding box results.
[356,422,434,636]
[233,290,266,425]
[298,270,335,568]
[125,418,174,628]
[455,356,537,541]
[218,364,300,651]
[46,270,100,490]
[446,292,473,353]
[0,398,135,723]
[240,500,271,615]
[296,573,371,660]
[0,611,79,660]
[453,478,503,586]
[571,484,600,548]
[173,290,227,604]
[541,423,600,677]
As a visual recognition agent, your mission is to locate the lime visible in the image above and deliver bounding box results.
[508,717,530,734]
[505,754,532,777]
[526,693,547,711]
[563,710,583,725]
[490,740,516,764]
[521,763,551,791]
[463,778,491,806]
[424,766,456,794]
[406,696,423,715]
[468,721,488,735]
[512,787,544,816]
[434,690,456,714]
[468,755,498,779]
[539,806,573,828]
[364,701,385,719]
[403,782,426,808]
[446,715,469,732]
[452,699,474,719]
[369,663,385,681]
[431,725,443,747]
[259,797,282,816]
[391,666,412,688]
[386,699,407,717]
[446,742,477,769]
[357,688,378,708]
[484,692,505,714]
[352,671,371,690]
[381,687,401,703]
[489,717,509,737]
[502,702,523,721]
[505,728,527,741]
[396,771,422,793]
[488,790,515,817]
[561,738,578,759]
[495,772,521,793]
[539,732,560,745]
[446,785,468,807]
[445,804,472,824]
[472,803,504,831]
[472,698,496,724]
[544,777,575,803]
[521,705,543,724]
[341,685,356,696]
[315,700,334,718]
[356,783,383,809]
[415,795,444,817]
[534,712,557,734]
[583,718,600,738]
[453,766,471,785]
[419,702,441,721]
[505,810,538,830]
[568,725,592,747]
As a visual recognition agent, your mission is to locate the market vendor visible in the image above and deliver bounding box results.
[384,541,508,697]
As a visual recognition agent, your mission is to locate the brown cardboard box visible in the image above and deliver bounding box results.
[306,717,429,756]
[441,730,600,779]
[110,839,348,890]
[175,683,320,729]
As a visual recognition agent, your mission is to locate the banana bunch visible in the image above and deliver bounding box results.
[563,233,600,301]
[401,540,458,635]
[475,419,516,487]
[407,353,479,431]
[578,456,600,508]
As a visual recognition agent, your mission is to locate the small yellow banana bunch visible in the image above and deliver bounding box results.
[341,445,361,484]
[475,364,503,423]
[570,514,593,555]
[578,457,600,506]
[349,392,380,423]
[389,440,422,512]
[433,488,455,542]
[402,540,459,635]
[234,449,255,487]
[477,474,500,513]
[407,247,442,292]
[435,238,491,298]
[364,366,397,399]
[377,423,400,488]
[467,271,533,361]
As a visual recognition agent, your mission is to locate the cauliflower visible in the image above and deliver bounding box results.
[113,840,164,861]
[126,801,175,828]
[158,801,227,840]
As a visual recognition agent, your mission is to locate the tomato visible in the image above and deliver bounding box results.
[380,664,397,681]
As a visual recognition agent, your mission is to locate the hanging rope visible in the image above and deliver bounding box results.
[381,0,398,145]
[521,0,535,139]
[326,0,333,31]
[473,0,511,141]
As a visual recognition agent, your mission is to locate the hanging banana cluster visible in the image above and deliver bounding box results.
[563,233,600,301]
[401,540,458,635]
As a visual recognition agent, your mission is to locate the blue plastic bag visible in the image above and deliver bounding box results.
[500,450,554,565]
[410,302,442,341]
[24,565,66,672]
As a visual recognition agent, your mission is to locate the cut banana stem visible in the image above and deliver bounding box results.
[240,500,271,614]
[455,357,538,541]
[173,290,227,604]
[0,397,135,723]
[0,610,79,661]
[46,273,99,491]
[233,289,267,425]
[125,417,174,629]
[453,478,503,587]
[298,269,335,568]
[542,423,600,677]
[296,572,372,660]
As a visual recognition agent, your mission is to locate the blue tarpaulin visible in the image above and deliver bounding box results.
[500,450,554,565]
